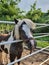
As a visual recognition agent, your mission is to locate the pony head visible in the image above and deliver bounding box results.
[14,19,37,53]
[14,18,36,39]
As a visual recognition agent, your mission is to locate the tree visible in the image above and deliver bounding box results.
[26,1,42,23]
[0,0,24,21]
[26,1,49,33]
[0,0,25,31]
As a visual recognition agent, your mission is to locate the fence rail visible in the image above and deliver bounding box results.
[33,33,49,35]
[0,21,15,24]
[40,58,49,65]
[35,23,49,26]
[36,25,49,29]
[0,21,49,29]
[0,21,49,26]
[0,34,49,45]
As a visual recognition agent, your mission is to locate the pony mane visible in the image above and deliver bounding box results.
[17,19,36,29]
[14,19,36,39]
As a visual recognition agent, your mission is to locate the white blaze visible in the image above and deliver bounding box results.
[22,24,34,46]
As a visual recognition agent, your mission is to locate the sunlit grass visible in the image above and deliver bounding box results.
[37,41,49,48]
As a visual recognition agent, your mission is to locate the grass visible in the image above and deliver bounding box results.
[34,36,49,47]
[37,41,49,48]
[36,36,49,41]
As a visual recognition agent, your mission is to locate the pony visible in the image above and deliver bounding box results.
[0,19,37,65]
[0,32,13,65]
[0,34,10,65]
[0,34,10,51]
[0,30,23,65]
[9,19,37,65]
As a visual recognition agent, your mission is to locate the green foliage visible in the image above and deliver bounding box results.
[0,0,25,21]
[0,0,25,31]
[26,1,49,33]
[36,36,49,41]
[0,0,49,34]
[26,1,49,23]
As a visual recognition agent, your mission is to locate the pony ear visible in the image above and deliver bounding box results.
[14,18,18,24]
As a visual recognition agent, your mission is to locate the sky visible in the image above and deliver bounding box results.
[18,0,49,13]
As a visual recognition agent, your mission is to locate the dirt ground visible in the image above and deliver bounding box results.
[0,49,49,65]
[20,49,49,65]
